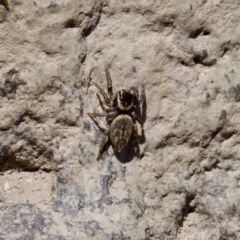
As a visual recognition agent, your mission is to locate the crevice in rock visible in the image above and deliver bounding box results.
[204,159,220,172]
[0,167,54,174]
[15,109,40,126]
[156,132,197,149]
[145,227,154,238]
[64,19,77,28]
[202,127,222,148]
[193,55,201,64]
[24,168,54,173]
[220,41,231,57]
[155,123,232,150]
[156,133,178,148]
[189,27,204,38]
[174,51,216,67]
[0,153,48,173]
[82,21,98,38]
[189,27,210,39]
[79,53,86,64]
[220,130,236,140]
[221,46,229,57]
[192,50,216,66]
[179,193,196,228]
[179,60,191,67]
[162,21,174,27]
[202,29,210,36]
[81,4,102,38]
[0,126,11,131]
[43,50,54,56]
[0,142,56,173]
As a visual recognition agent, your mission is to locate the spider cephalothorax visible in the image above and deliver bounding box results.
[116,89,134,110]
[88,68,145,160]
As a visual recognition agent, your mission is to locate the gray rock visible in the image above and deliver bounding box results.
[0,0,240,239]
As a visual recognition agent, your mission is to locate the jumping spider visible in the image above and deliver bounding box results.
[88,68,145,160]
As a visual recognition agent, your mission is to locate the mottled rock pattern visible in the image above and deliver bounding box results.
[0,0,240,239]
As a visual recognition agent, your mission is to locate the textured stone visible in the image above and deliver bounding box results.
[0,0,240,239]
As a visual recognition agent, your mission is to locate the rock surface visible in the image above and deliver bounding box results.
[1,0,240,239]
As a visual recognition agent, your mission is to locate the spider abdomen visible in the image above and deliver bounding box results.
[110,115,133,152]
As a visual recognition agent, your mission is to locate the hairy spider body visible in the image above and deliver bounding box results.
[88,69,145,160]
[110,115,133,152]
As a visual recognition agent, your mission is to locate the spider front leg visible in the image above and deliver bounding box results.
[88,109,118,121]
[105,68,114,101]
[96,93,107,112]
[130,84,145,104]
[96,93,116,112]
[92,82,113,107]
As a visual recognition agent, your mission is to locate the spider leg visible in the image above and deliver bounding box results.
[93,82,112,107]
[88,110,118,159]
[97,124,110,160]
[131,111,144,131]
[130,85,145,104]
[96,93,116,112]
[105,68,114,100]
[132,123,139,145]
[96,93,106,111]
[88,109,118,120]
[130,87,139,100]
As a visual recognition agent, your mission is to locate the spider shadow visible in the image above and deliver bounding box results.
[115,137,141,163]
[103,140,141,164]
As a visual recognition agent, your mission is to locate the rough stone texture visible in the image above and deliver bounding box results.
[0,0,240,239]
